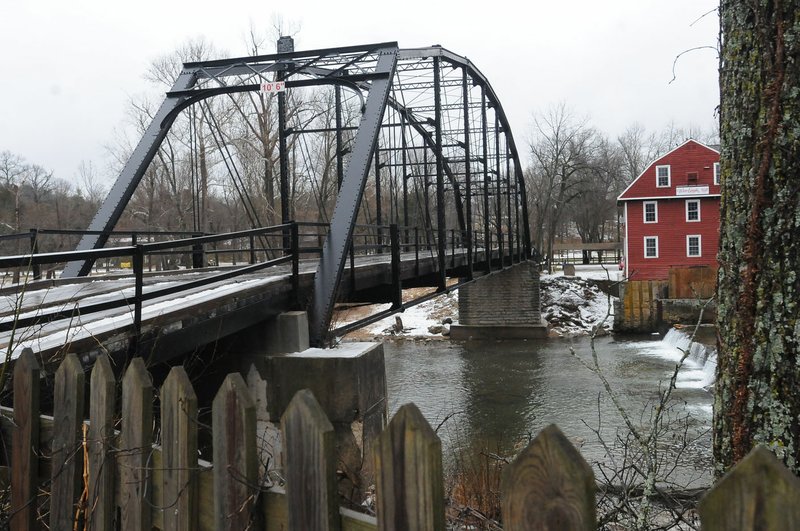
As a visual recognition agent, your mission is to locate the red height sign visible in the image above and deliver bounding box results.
[260,81,286,94]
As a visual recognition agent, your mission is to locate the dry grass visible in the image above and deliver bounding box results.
[444,437,518,529]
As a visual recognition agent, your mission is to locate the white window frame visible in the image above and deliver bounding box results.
[686,234,702,257]
[713,162,720,185]
[643,201,658,223]
[656,165,671,188]
[685,199,701,222]
[644,236,659,259]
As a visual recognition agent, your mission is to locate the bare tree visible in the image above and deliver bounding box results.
[76,160,107,208]
[571,137,624,263]
[617,123,664,183]
[526,103,597,268]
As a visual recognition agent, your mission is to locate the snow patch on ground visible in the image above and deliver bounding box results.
[541,263,622,281]
[341,264,619,340]
[540,276,616,337]
[368,291,459,339]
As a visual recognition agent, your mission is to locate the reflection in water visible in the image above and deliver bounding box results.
[383,335,713,483]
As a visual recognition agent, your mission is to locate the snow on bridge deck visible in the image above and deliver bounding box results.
[0,248,465,362]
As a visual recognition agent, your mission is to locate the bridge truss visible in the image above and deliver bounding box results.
[63,40,531,346]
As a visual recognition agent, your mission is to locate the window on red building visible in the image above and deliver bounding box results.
[687,235,701,257]
[686,199,701,222]
[656,165,670,187]
[644,201,658,223]
[644,236,658,258]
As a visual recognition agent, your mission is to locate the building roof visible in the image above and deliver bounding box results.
[618,139,720,202]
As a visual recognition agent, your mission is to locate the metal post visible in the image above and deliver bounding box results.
[401,115,409,245]
[433,56,447,291]
[415,226,420,277]
[423,150,431,251]
[481,88,491,274]
[29,229,41,281]
[515,180,521,262]
[249,234,256,264]
[282,42,294,256]
[291,222,300,308]
[462,67,474,280]
[350,240,356,292]
[375,147,383,252]
[335,84,344,190]
[495,114,504,268]
[133,244,144,342]
[451,228,456,268]
[390,224,401,309]
[191,233,205,269]
[506,145,514,265]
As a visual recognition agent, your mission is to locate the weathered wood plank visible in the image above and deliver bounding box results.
[11,348,40,531]
[87,354,116,531]
[119,358,153,531]
[49,353,85,530]
[699,445,800,530]
[261,487,378,531]
[500,424,595,531]
[212,373,257,530]
[374,403,444,531]
[161,366,198,531]
[281,388,339,531]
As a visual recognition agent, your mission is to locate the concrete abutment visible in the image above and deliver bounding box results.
[242,311,386,502]
[450,261,549,340]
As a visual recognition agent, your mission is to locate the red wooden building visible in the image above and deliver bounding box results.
[618,139,720,280]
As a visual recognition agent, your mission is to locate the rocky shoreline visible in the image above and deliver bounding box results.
[338,275,617,341]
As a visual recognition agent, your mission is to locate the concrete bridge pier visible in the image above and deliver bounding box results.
[450,261,549,340]
[243,311,386,502]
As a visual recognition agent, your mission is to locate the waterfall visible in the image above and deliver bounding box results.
[660,327,717,389]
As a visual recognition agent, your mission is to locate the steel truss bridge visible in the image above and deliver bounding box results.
[4,41,532,349]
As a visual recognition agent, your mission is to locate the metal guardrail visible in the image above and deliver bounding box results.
[0,222,523,343]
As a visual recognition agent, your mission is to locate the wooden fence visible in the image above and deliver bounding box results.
[2,348,800,530]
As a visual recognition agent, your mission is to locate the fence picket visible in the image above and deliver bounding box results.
[212,373,257,530]
[161,366,198,531]
[374,403,445,531]
[10,348,40,531]
[119,358,153,531]
[87,354,116,531]
[699,445,800,530]
[282,389,339,531]
[49,353,85,530]
[500,424,595,531]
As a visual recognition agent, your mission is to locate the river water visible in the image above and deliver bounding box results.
[383,330,715,486]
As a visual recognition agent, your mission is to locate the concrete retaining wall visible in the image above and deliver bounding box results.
[458,261,541,326]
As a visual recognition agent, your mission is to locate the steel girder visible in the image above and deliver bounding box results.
[307,48,399,344]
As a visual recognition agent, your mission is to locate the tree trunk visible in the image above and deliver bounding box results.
[714,0,800,475]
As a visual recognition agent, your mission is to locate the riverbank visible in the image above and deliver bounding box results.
[335,264,619,341]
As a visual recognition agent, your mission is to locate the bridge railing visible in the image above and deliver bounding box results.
[0,224,297,337]
[0,221,525,342]
[0,228,208,280]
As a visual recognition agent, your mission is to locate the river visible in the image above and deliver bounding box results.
[383,330,715,487]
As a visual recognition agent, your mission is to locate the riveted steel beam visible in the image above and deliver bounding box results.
[308,47,399,346]
[62,70,198,278]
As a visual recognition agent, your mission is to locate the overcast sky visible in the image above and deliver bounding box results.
[0,0,719,185]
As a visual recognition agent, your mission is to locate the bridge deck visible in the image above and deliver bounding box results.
[0,248,473,363]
